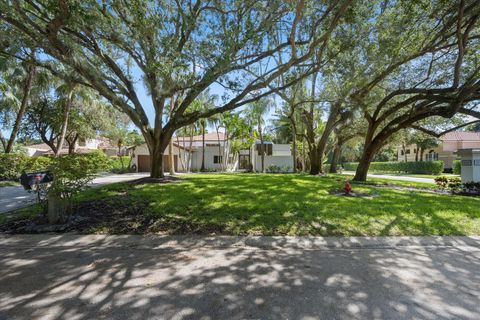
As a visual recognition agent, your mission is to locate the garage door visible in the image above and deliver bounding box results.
[137,155,178,172]
[138,155,151,172]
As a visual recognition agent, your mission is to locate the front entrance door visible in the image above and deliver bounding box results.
[239,155,250,169]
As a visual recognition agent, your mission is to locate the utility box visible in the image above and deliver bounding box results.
[457,149,480,183]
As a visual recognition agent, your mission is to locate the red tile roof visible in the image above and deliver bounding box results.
[441,132,480,141]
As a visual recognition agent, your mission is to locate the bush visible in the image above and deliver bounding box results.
[267,165,281,173]
[266,165,291,173]
[25,156,54,172]
[342,161,444,175]
[435,176,461,192]
[453,160,461,175]
[108,156,131,173]
[463,181,480,194]
[0,153,29,180]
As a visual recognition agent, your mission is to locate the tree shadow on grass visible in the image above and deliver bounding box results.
[137,174,480,236]
[0,235,479,319]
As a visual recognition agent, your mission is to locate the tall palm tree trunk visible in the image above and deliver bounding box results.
[168,96,175,175]
[201,122,206,171]
[5,64,36,153]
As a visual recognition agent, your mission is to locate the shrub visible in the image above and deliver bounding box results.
[25,156,54,172]
[435,176,462,192]
[45,152,110,223]
[108,156,131,173]
[342,161,444,175]
[267,165,281,173]
[463,181,480,194]
[266,165,291,173]
[453,160,461,175]
[0,153,29,180]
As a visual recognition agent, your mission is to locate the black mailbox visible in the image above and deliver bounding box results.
[20,171,54,190]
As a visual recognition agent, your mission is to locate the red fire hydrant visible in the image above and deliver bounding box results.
[344,179,352,195]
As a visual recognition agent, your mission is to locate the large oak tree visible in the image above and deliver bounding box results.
[0,0,351,177]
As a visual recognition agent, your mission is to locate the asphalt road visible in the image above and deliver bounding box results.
[0,173,149,214]
[0,235,479,320]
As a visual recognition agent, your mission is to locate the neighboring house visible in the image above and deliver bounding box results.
[397,132,480,169]
[24,143,53,157]
[130,132,294,172]
[24,138,121,157]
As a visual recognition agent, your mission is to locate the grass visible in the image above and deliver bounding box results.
[63,173,480,236]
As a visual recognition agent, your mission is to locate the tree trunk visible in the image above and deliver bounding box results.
[259,122,265,173]
[188,126,194,171]
[330,142,342,173]
[67,134,78,154]
[302,142,306,172]
[151,145,165,178]
[309,147,321,175]
[216,125,223,171]
[168,96,175,175]
[415,145,419,161]
[291,122,297,173]
[5,64,36,153]
[0,130,7,152]
[201,123,206,171]
[353,141,381,181]
[168,138,174,175]
[420,147,424,162]
[55,89,74,157]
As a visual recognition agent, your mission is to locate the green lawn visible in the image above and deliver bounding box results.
[68,173,480,236]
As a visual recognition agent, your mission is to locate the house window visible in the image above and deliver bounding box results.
[406,149,411,154]
[401,150,405,156]
[213,155,223,164]
[206,143,219,147]
[413,148,417,153]
[256,144,272,156]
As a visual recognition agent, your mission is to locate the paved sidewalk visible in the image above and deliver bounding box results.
[0,173,149,214]
[342,171,435,183]
[0,235,479,320]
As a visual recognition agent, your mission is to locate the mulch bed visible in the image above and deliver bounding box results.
[126,175,185,186]
[329,189,379,198]
[0,193,225,235]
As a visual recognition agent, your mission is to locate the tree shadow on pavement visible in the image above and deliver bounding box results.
[0,235,479,319]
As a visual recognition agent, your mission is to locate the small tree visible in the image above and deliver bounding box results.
[46,152,109,223]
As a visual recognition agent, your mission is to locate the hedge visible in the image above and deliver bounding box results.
[453,160,461,175]
[343,161,444,175]
[109,156,132,173]
[0,151,111,181]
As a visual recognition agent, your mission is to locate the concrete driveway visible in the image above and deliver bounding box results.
[341,171,435,183]
[0,173,149,214]
[0,235,479,320]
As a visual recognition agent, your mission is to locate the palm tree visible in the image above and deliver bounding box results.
[0,50,50,153]
[195,92,217,172]
[248,97,274,173]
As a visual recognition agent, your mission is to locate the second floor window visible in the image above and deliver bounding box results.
[256,144,272,156]
[214,155,223,164]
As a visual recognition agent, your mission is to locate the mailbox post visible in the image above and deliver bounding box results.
[456,149,480,183]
